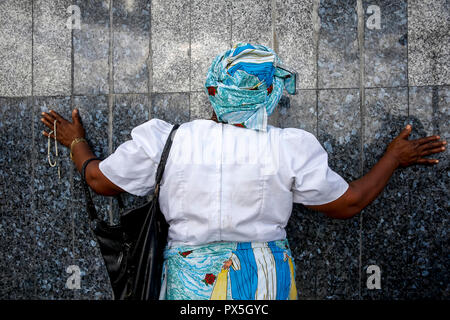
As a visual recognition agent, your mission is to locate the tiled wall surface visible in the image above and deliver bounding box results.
[0,0,448,299]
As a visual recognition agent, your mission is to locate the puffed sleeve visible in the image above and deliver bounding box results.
[98,118,173,196]
[281,128,349,205]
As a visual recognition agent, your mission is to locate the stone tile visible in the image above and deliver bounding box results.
[275,0,317,89]
[267,92,317,299]
[318,0,359,88]
[231,0,272,47]
[0,0,32,97]
[113,0,150,93]
[405,86,449,298]
[270,90,317,134]
[408,0,449,86]
[73,0,110,95]
[190,91,212,121]
[316,89,361,298]
[72,95,111,223]
[318,89,361,181]
[71,95,113,299]
[364,0,407,87]
[0,97,35,298]
[289,89,361,299]
[111,94,150,223]
[285,206,331,299]
[191,0,231,91]
[71,234,113,300]
[0,217,36,299]
[151,93,190,124]
[33,96,75,299]
[360,88,410,299]
[151,0,190,93]
[112,94,150,150]
[33,0,72,96]
[0,98,33,219]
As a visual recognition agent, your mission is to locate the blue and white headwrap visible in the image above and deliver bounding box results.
[205,43,296,131]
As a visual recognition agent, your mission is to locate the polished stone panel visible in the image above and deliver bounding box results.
[113,0,150,93]
[33,0,72,96]
[112,94,150,149]
[191,0,231,91]
[360,88,409,299]
[71,95,113,299]
[0,98,33,218]
[1,0,449,300]
[151,93,190,124]
[318,0,359,88]
[0,98,35,299]
[32,96,75,299]
[272,90,317,134]
[111,94,150,221]
[0,217,36,299]
[0,1,32,97]
[151,0,190,92]
[73,0,110,95]
[72,95,111,223]
[316,89,361,298]
[282,101,320,299]
[275,0,317,89]
[190,91,212,121]
[318,89,361,181]
[231,0,272,47]
[405,86,449,298]
[364,0,407,87]
[408,1,449,86]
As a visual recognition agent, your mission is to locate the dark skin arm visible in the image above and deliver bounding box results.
[305,125,446,219]
[41,109,124,196]
[41,109,447,217]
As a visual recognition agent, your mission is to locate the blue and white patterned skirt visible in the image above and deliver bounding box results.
[159,238,298,300]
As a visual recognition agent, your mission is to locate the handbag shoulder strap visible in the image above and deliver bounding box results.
[81,123,180,222]
[154,123,179,195]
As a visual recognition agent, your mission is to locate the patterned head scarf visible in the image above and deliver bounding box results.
[205,43,296,131]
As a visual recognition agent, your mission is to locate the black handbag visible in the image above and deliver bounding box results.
[80,124,179,300]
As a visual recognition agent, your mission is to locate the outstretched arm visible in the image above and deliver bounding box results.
[41,109,125,196]
[305,124,447,219]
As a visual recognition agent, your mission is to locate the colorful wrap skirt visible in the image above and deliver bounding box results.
[159,239,298,300]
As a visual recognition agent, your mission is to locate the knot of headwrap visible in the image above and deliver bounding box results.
[205,43,296,131]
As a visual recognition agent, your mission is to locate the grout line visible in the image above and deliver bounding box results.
[271,0,278,53]
[148,0,153,121]
[30,0,37,298]
[148,0,153,200]
[229,0,233,47]
[357,0,365,300]
[107,0,114,224]
[313,0,320,299]
[70,3,76,298]
[2,84,449,100]
[313,0,320,138]
[406,0,412,278]
[188,0,192,119]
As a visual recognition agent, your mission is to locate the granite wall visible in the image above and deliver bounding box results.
[0,0,448,299]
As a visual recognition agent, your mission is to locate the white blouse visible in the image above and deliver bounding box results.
[99,119,349,246]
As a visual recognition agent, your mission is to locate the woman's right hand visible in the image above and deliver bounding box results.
[385,124,447,168]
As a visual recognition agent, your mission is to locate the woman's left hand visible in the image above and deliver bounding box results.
[41,109,85,148]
